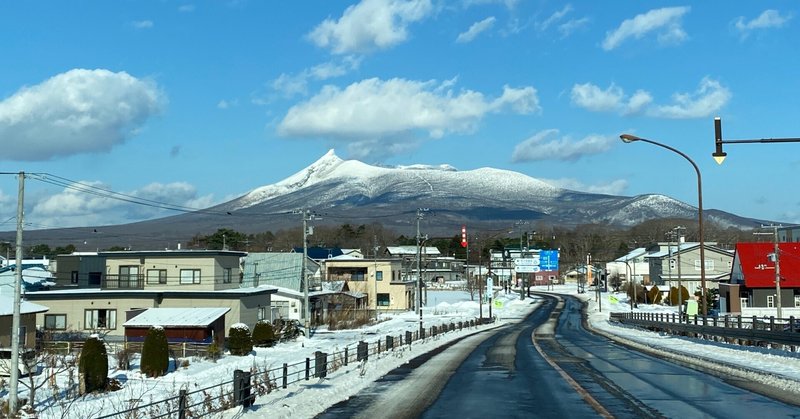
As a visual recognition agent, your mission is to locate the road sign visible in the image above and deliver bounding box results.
[539,250,559,270]
[515,265,540,273]
[514,258,540,266]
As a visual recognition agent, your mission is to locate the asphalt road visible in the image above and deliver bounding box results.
[318,294,800,418]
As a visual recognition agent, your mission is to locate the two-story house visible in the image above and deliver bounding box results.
[323,256,415,311]
[242,252,320,321]
[25,250,276,341]
[645,242,733,291]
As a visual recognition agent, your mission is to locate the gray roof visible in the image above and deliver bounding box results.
[123,307,230,328]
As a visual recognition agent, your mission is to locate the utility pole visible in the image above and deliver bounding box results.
[416,208,428,336]
[756,225,782,319]
[478,236,483,320]
[9,172,25,415]
[675,227,685,319]
[299,209,319,333]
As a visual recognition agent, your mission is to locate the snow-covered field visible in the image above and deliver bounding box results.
[3,286,800,418]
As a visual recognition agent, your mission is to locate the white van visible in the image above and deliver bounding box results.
[0,348,36,377]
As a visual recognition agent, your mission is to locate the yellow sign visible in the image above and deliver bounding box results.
[609,295,619,304]
[493,299,503,308]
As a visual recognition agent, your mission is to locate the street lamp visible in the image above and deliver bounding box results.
[713,117,800,164]
[620,134,707,315]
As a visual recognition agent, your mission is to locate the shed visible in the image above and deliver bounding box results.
[123,307,229,344]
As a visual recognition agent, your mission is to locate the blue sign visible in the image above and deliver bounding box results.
[539,250,559,270]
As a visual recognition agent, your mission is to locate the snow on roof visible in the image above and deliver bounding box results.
[0,295,49,316]
[385,246,441,256]
[123,307,230,328]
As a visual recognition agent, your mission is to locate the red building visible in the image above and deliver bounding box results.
[719,242,800,316]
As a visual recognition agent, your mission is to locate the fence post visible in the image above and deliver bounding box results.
[344,347,348,366]
[357,341,368,361]
[386,335,394,351]
[282,363,288,389]
[305,357,310,381]
[178,389,187,419]
[770,316,775,331]
[233,369,253,407]
[182,342,187,358]
[315,351,328,378]
[377,339,381,353]
[791,316,797,333]
[406,331,412,346]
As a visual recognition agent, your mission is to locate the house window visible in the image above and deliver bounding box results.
[258,306,268,321]
[271,301,290,318]
[223,268,232,284]
[180,269,201,284]
[795,295,800,308]
[44,314,67,330]
[694,260,714,271]
[119,266,139,288]
[376,271,383,281]
[669,259,676,270]
[147,269,167,284]
[767,295,775,308]
[377,293,390,306]
[740,297,749,308]
[85,309,117,330]
[71,271,79,284]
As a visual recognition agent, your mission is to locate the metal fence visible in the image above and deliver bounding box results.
[609,311,800,350]
[92,319,483,418]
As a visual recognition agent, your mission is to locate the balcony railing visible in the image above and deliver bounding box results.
[102,274,145,290]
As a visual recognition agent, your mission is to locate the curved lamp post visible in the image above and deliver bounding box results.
[619,134,707,315]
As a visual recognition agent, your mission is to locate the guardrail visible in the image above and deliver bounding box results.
[609,312,800,349]
[92,319,486,418]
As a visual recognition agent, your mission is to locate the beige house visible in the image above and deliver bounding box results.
[26,250,276,341]
[323,257,415,310]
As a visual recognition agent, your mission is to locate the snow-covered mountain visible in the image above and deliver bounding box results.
[19,150,764,248]
[210,150,760,232]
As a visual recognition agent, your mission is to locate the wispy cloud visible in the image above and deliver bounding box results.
[278,78,539,159]
[131,20,154,29]
[570,77,728,119]
[456,17,496,43]
[541,177,628,195]
[511,129,615,162]
[734,9,791,38]
[0,69,164,161]
[537,5,573,32]
[178,4,195,13]
[602,6,690,51]
[307,0,434,55]
[558,17,589,37]
[268,56,362,99]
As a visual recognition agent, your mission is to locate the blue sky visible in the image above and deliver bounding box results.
[0,1,798,232]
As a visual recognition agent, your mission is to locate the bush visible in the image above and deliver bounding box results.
[141,326,169,378]
[252,321,276,347]
[647,285,662,305]
[206,341,222,362]
[78,335,108,394]
[228,323,253,356]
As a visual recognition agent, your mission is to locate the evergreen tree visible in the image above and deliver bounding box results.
[78,335,108,394]
[228,323,253,355]
[141,326,169,377]
[252,321,276,347]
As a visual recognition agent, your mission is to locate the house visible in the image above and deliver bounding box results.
[606,248,650,285]
[0,264,56,294]
[123,307,229,344]
[25,250,276,341]
[242,252,320,320]
[0,294,49,350]
[645,242,733,291]
[322,256,415,311]
[719,242,800,317]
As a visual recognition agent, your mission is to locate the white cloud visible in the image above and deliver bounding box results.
[570,82,652,115]
[307,0,434,54]
[278,78,539,157]
[558,17,590,37]
[648,77,731,119]
[217,99,239,109]
[270,57,362,99]
[511,129,615,162]
[0,69,164,161]
[456,17,496,43]
[541,177,628,195]
[570,78,725,119]
[463,0,518,9]
[734,9,791,38]
[178,4,195,13]
[30,181,218,228]
[538,5,573,32]
[602,6,690,51]
[131,20,154,29]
